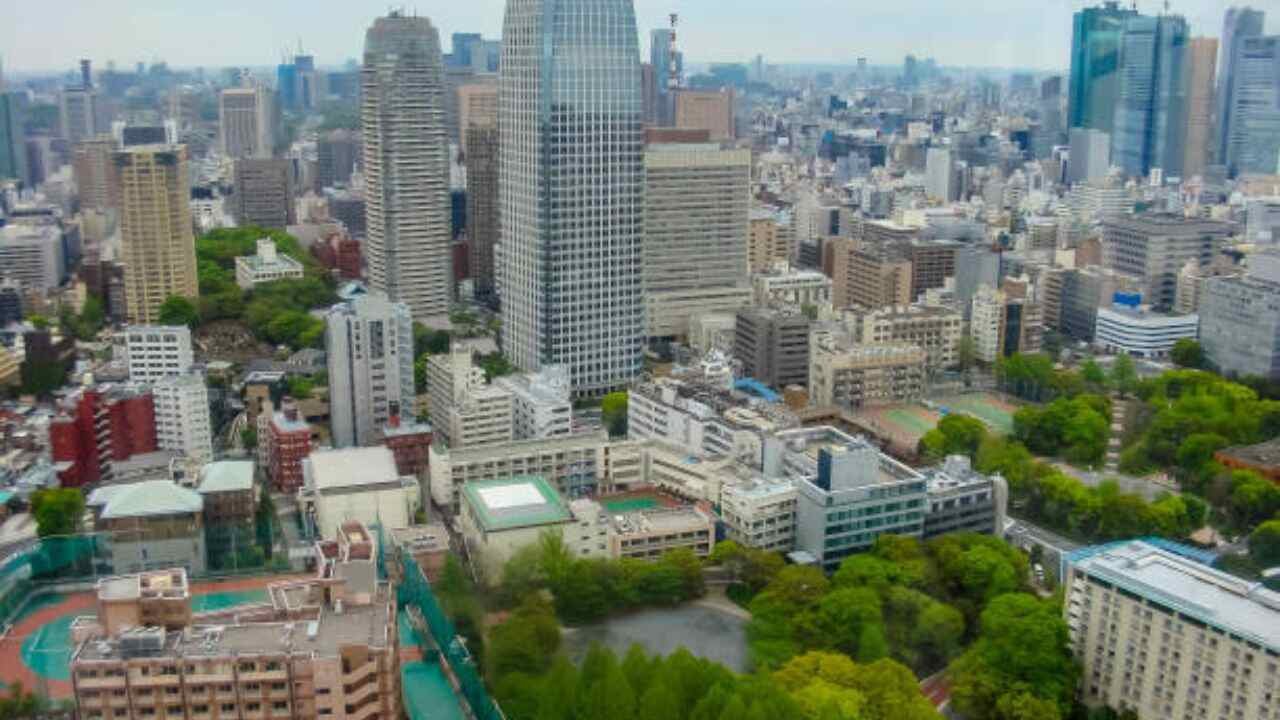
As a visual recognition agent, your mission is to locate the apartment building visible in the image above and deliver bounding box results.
[748,211,794,273]
[908,240,959,300]
[494,366,573,440]
[829,237,913,310]
[719,476,798,553]
[261,401,312,492]
[1200,251,1280,381]
[627,375,798,460]
[426,345,514,449]
[153,374,214,466]
[857,304,962,370]
[124,325,193,383]
[734,306,812,390]
[808,329,927,410]
[1064,540,1280,720]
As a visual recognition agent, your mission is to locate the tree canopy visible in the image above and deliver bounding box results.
[30,488,85,537]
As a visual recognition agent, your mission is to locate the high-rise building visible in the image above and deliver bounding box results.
[1214,7,1266,166]
[1102,215,1232,311]
[465,125,499,303]
[673,89,735,140]
[232,158,295,229]
[1068,1,1140,134]
[0,223,66,292]
[925,147,956,202]
[500,0,645,398]
[124,325,193,383]
[1069,127,1112,183]
[643,141,751,339]
[316,129,359,189]
[1222,35,1280,177]
[0,82,26,184]
[116,144,198,324]
[1200,249,1280,381]
[153,373,213,465]
[456,81,498,155]
[325,293,415,448]
[650,28,677,124]
[361,13,454,325]
[1182,37,1218,179]
[1111,14,1190,178]
[218,85,273,159]
[61,62,99,146]
[73,134,117,211]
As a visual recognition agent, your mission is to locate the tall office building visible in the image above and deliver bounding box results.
[1068,2,1139,134]
[673,89,735,140]
[643,141,751,339]
[218,85,273,159]
[361,13,453,325]
[1215,7,1265,166]
[1223,36,1280,177]
[1111,14,1190,178]
[325,293,415,448]
[60,60,98,146]
[73,134,117,211]
[466,125,499,304]
[1069,127,1112,183]
[650,28,678,125]
[0,69,26,184]
[456,81,498,155]
[316,129,359,189]
[500,0,645,398]
[116,145,198,324]
[232,158,295,229]
[925,146,956,202]
[1182,37,1218,179]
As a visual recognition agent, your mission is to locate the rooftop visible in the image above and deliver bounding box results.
[91,480,203,520]
[304,446,400,491]
[197,461,255,494]
[1216,437,1280,469]
[461,476,572,532]
[1067,540,1280,653]
[610,506,712,535]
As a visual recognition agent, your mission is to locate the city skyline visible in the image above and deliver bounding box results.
[6,0,1277,74]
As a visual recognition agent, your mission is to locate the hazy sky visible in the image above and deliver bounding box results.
[5,0,1276,74]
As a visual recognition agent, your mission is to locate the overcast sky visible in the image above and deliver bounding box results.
[4,0,1276,74]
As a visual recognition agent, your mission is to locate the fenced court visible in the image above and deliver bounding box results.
[600,488,681,514]
[936,393,1019,435]
[853,392,1022,455]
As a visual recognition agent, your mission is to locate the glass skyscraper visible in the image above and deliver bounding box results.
[500,0,645,398]
[1215,7,1265,167]
[1225,35,1280,176]
[1111,14,1190,178]
[1068,1,1138,134]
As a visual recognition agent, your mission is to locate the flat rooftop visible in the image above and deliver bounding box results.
[461,476,572,532]
[1068,540,1280,653]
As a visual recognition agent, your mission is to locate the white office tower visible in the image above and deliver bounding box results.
[153,374,213,465]
[123,325,194,383]
[500,0,645,398]
[326,293,415,448]
[218,84,274,159]
[361,13,454,326]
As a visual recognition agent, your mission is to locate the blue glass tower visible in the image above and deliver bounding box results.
[276,63,297,111]
[1111,14,1190,178]
[1068,2,1139,133]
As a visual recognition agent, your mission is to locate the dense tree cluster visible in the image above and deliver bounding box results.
[30,487,85,537]
[1012,395,1111,467]
[918,414,986,462]
[747,534,1026,675]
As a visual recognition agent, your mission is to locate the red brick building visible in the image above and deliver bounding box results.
[379,415,432,479]
[264,402,312,492]
[50,386,158,487]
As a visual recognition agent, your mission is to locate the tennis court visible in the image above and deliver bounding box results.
[937,393,1019,434]
[602,497,659,513]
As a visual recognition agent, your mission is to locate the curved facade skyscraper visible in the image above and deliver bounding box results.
[362,13,453,325]
[499,0,645,398]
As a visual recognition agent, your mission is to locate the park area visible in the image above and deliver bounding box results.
[855,392,1020,455]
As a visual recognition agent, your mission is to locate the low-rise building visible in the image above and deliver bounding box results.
[427,345,513,448]
[387,524,450,583]
[734,306,812,390]
[87,479,206,575]
[1064,540,1280,720]
[627,374,798,460]
[299,446,418,539]
[1214,437,1280,484]
[196,460,257,524]
[235,237,304,289]
[378,416,433,479]
[458,475,591,581]
[856,304,962,370]
[920,455,1007,539]
[719,476,798,552]
[1094,302,1199,360]
[809,328,927,410]
[752,266,833,309]
[261,400,312,492]
[609,505,715,560]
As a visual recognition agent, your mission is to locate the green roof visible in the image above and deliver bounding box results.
[461,476,571,532]
[197,461,255,494]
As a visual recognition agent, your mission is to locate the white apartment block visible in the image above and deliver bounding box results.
[1065,540,1280,720]
[627,376,796,461]
[494,365,573,440]
[427,345,514,449]
[751,266,834,308]
[971,285,1006,364]
[152,374,213,465]
[234,238,304,289]
[719,477,797,553]
[123,325,193,383]
[325,293,415,448]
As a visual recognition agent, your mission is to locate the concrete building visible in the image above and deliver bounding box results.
[500,0,645,397]
[752,267,833,309]
[627,374,799,461]
[123,325,193,383]
[153,374,213,466]
[748,211,794,273]
[1200,251,1280,380]
[609,505,715,560]
[1069,127,1112,184]
[829,238,913,311]
[494,366,573,440]
[196,461,257,524]
[857,304,962,371]
[0,222,66,292]
[315,129,359,190]
[1059,266,1141,342]
[426,345,514,449]
[362,13,454,325]
[218,85,273,159]
[427,430,635,510]
[73,134,117,211]
[734,306,812,390]
[1064,539,1280,720]
[60,85,98,146]
[643,142,751,339]
[88,479,206,574]
[71,556,400,720]
[787,427,929,570]
[465,124,499,303]
[809,328,927,410]
[1095,303,1199,360]
[299,446,418,539]
[232,159,295,230]
[1182,37,1218,179]
[673,88,735,140]
[921,455,1007,539]
[1102,215,1233,311]
[459,475,597,579]
[925,147,956,202]
[1222,35,1280,177]
[50,384,158,488]
[235,238,304,289]
[378,416,433,479]
[262,401,312,492]
[719,477,797,552]
[456,82,498,155]
[117,144,198,324]
[325,293,415,448]
[1174,260,1238,315]
[1215,7,1266,168]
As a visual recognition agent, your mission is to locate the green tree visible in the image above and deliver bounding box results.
[487,595,561,681]
[1249,519,1280,567]
[1171,339,1205,369]
[957,335,976,371]
[1081,359,1106,387]
[602,391,629,437]
[1109,354,1137,395]
[918,413,987,461]
[30,488,85,537]
[158,295,200,327]
[637,684,683,720]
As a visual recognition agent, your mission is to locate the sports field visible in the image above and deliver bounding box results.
[854,392,1021,454]
[600,489,680,514]
[0,574,301,699]
[936,393,1019,435]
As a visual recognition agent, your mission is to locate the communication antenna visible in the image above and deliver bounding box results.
[668,12,680,91]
